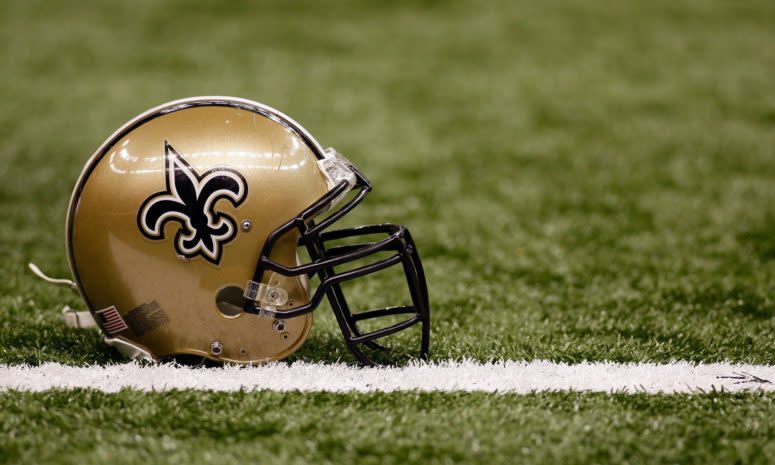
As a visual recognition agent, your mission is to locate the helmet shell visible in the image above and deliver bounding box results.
[67,97,330,362]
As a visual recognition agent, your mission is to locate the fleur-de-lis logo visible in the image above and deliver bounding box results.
[137,142,248,265]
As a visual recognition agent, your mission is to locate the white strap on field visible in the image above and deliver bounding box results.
[61,306,98,329]
[1,360,774,394]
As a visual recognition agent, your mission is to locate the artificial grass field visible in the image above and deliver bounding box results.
[4,391,775,465]
[1,0,775,463]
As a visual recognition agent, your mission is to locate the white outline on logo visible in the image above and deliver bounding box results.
[138,142,247,264]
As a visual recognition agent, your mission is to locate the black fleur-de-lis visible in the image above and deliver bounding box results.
[137,142,248,265]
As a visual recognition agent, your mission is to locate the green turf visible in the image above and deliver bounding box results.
[2,0,775,463]
[2,0,774,365]
[3,390,775,465]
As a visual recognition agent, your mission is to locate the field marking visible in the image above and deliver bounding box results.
[2,360,775,393]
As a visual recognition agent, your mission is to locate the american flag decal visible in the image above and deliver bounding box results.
[96,306,128,335]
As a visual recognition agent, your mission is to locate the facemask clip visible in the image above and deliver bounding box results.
[244,280,289,316]
[317,148,357,195]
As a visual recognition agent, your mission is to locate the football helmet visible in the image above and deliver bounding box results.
[62,96,430,366]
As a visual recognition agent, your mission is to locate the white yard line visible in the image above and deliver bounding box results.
[1,360,774,393]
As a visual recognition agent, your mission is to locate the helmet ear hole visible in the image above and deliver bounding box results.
[215,286,246,317]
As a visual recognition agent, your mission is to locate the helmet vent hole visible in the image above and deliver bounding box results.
[215,286,246,317]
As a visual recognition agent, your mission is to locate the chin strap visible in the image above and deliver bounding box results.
[28,263,95,328]
[28,262,156,362]
[62,306,98,329]
[28,263,78,290]
[104,337,156,362]
[61,307,155,361]
[62,308,155,361]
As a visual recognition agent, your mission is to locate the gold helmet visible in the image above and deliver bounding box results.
[65,96,430,366]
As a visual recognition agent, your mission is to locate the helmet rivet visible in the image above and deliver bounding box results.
[241,220,253,232]
[210,341,223,356]
[273,320,286,333]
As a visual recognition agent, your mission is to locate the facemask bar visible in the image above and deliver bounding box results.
[243,167,430,366]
